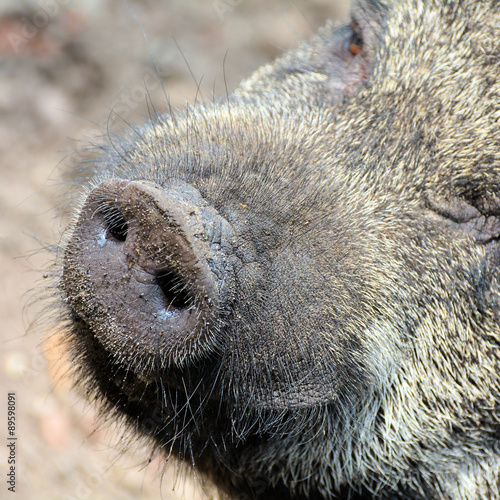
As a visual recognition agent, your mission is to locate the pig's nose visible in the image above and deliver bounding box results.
[62,178,234,369]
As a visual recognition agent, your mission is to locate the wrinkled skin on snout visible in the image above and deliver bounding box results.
[58,1,500,498]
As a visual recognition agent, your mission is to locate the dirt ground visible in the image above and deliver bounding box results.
[0,1,349,499]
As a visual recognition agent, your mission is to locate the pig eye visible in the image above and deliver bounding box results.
[348,20,363,56]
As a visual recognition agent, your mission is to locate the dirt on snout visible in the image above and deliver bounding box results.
[0,1,348,499]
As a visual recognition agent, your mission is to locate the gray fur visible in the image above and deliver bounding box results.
[54,1,500,498]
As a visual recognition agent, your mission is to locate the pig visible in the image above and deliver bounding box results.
[54,0,500,498]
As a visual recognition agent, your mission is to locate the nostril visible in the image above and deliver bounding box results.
[102,206,128,242]
[156,271,193,311]
[63,179,232,369]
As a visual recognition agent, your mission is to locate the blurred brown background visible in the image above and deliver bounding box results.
[0,1,349,498]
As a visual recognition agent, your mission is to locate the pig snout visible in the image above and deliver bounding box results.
[61,178,235,369]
